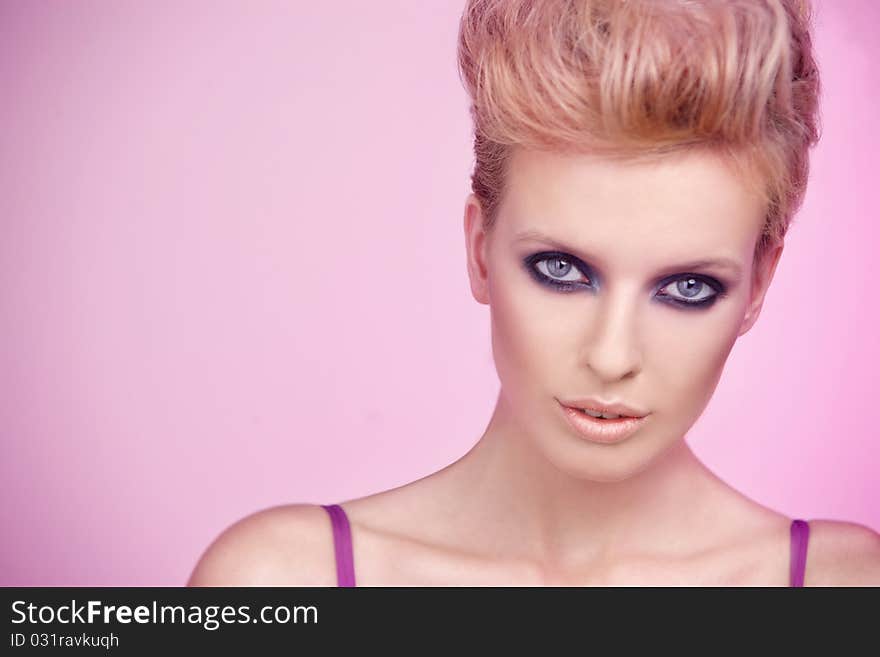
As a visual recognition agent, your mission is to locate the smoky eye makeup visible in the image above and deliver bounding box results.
[522,251,593,291]
[521,250,730,310]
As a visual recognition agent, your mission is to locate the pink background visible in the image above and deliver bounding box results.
[1,1,877,586]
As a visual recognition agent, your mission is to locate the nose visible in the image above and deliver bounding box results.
[580,291,643,382]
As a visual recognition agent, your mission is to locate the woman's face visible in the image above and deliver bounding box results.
[464,147,783,482]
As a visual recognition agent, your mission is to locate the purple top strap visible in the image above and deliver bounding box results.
[321,504,356,587]
[789,519,810,587]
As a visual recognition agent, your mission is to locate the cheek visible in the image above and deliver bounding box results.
[488,278,568,400]
[648,308,742,416]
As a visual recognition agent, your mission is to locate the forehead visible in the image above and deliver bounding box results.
[499,147,766,269]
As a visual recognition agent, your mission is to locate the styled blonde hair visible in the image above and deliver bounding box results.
[457,0,821,269]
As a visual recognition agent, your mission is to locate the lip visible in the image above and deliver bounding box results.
[559,397,649,419]
[558,400,649,444]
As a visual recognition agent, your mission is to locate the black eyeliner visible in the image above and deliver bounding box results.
[654,272,728,309]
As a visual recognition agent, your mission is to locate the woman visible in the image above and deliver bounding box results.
[188,0,880,586]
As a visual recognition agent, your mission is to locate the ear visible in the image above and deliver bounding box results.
[463,193,491,305]
[738,240,784,337]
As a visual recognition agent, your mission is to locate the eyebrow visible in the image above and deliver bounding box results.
[512,229,744,278]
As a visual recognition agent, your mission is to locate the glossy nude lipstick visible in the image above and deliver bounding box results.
[558,400,648,444]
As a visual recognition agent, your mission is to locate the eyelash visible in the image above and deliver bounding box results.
[523,251,729,309]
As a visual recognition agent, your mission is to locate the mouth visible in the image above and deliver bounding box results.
[573,407,636,420]
[558,397,649,420]
[558,401,649,444]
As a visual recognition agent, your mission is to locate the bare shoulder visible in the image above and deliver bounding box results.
[187,504,337,587]
[804,519,880,586]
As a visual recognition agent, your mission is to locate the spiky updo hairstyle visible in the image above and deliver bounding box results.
[456,0,821,275]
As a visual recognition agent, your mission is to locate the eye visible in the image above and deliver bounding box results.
[532,255,591,286]
[657,276,720,306]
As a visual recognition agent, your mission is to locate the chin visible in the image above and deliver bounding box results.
[556,457,655,484]
[542,430,678,484]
